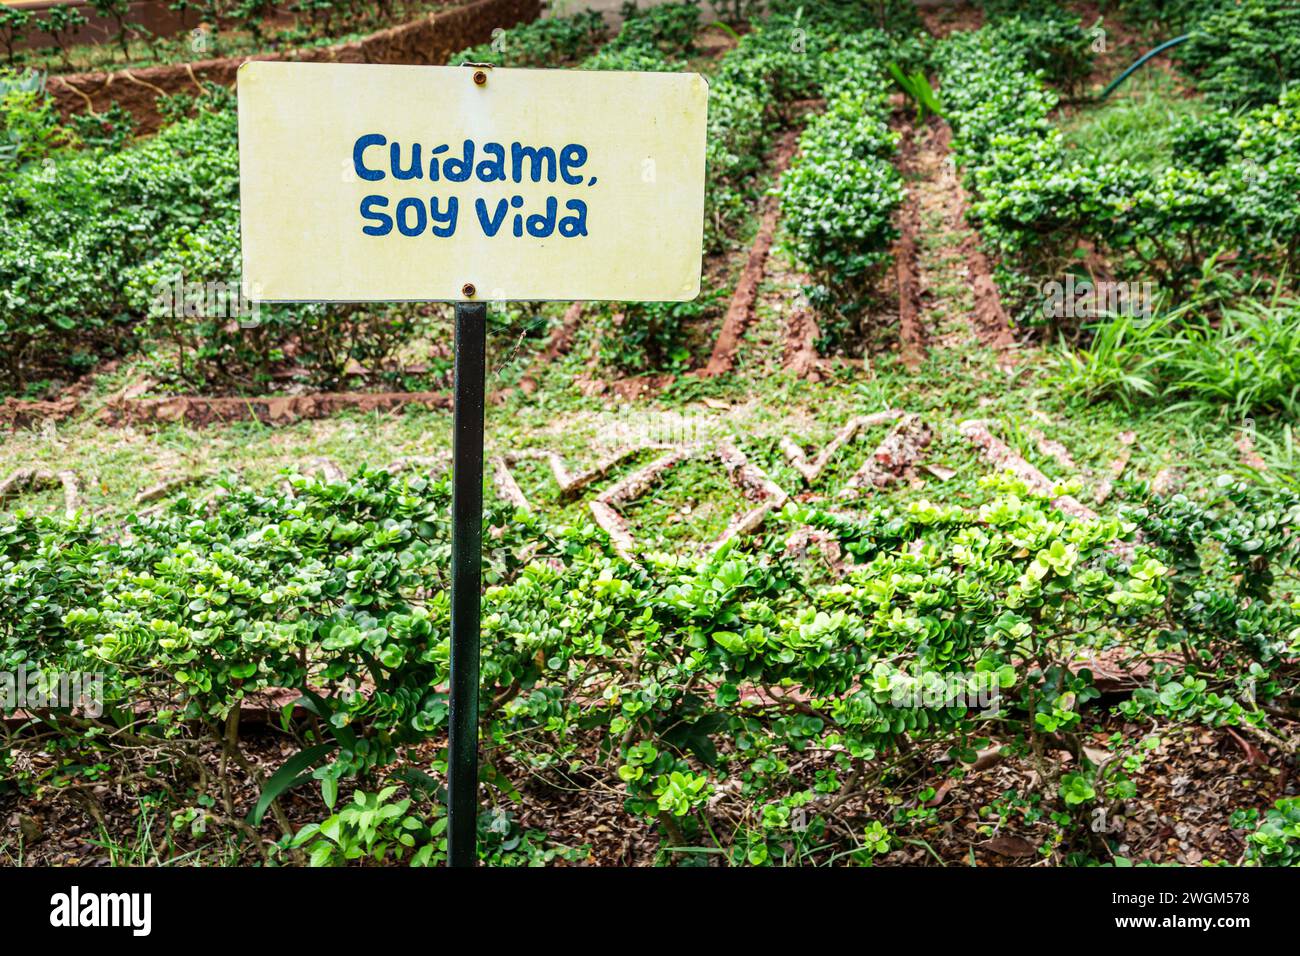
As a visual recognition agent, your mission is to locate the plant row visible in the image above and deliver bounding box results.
[2,2,95,68]
[0,93,435,395]
[1110,0,1300,108]
[0,6,709,395]
[4,463,1297,864]
[777,28,916,353]
[935,21,1300,328]
[582,5,928,372]
[3,0,450,71]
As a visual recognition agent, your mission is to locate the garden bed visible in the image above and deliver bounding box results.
[44,0,539,133]
[4,0,1300,871]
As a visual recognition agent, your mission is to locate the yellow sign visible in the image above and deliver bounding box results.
[237,61,707,303]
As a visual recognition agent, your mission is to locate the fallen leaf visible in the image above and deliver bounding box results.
[986,834,1038,858]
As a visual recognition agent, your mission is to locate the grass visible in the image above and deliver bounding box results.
[0,332,1256,528]
[621,456,751,550]
[1048,294,1300,420]
[0,798,245,866]
[1060,70,1213,171]
[1251,424,1300,490]
[1046,312,1170,407]
[81,805,244,866]
[0,242,1268,534]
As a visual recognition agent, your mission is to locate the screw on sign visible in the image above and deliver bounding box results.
[237,60,707,866]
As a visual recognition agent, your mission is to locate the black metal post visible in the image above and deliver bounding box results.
[447,300,486,867]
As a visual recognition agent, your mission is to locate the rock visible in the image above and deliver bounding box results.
[18,813,43,843]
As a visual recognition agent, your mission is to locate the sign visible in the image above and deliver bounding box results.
[237,61,708,303]
[237,59,709,867]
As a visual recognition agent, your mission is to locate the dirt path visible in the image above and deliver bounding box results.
[698,129,802,378]
[916,0,984,38]
[892,124,929,370]
[900,117,1018,360]
[738,110,1017,382]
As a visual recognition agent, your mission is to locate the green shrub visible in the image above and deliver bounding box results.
[68,102,136,151]
[1108,0,1210,34]
[766,0,923,35]
[2,465,557,845]
[983,7,1093,94]
[723,24,920,355]
[575,14,726,370]
[779,78,903,351]
[937,27,1300,326]
[611,1,700,55]
[155,81,237,127]
[39,4,86,68]
[1166,109,1238,171]
[935,28,1081,308]
[0,98,434,393]
[1227,90,1300,267]
[0,108,238,389]
[7,468,550,759]
[595,290,720,373]
[124,217,419,390]
[1120,477,1300,734]
[11,462,1300,862]
[698,15,846,251]
[1175,0,1300,108]
[579,41,680,74]
[89,0,134,58]
[713,15,826,118]
[448,9,608,67]
[0,68,74,172]
[0,509,104,661]
[478,473,1168,856]
[0,7,34,64]
[701,73,771,250]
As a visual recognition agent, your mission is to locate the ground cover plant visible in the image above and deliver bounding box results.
[2,0,1299,870]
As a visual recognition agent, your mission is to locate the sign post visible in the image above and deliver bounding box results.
[447,299,485,867]
[238,59,707,866]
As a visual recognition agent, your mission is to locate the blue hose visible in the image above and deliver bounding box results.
[1098,34,1193,101]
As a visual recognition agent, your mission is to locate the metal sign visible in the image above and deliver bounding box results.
[237,60,708,303]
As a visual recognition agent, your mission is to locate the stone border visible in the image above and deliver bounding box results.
[780,410,904,484]
[48,0,541,134]
[587,443,790,562]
